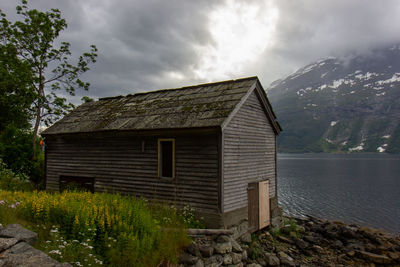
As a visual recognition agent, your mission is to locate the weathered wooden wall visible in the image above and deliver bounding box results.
[45,130,220,213]
[223,89,277,213]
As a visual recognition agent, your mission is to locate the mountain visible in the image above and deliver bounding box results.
[267,44,400,153]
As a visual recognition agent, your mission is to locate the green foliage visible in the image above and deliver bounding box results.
[0,190,190,266]
[248,237,262,260]
[181,205,205,229]
[0,0,97,147]
[0,159,33,191]
[0,125,44,187]
[270,217,303,238]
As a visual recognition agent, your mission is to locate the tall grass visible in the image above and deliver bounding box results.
[0,190,190,266]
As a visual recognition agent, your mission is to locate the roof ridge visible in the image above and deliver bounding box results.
[99,76,258,101]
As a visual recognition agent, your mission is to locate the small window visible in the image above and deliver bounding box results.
[59,176,94,192]
[158,139,175,178]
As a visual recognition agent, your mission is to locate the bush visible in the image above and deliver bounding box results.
[0,159,33,191]
[0,125,44,188]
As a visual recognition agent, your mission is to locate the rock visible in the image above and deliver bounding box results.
[256,257,266,266]
[179,253,198,265]
[332,239,344,249]
[231,239,243,253]
[217,235,231,243]
[223,254,233,265]
[245,264,262,267]
[231,252,242,264]
[199,245,214,257]
[186,242,201,257]
[241,233,252,244]
[388,251,399,260]
[260,232,274,242]
[241,250,248,262]
[0,224,38,245]
[0,242,72,267]
[346,242,365,251]
[289,231,297,238]
[311,245,325,254]
[194,259,204,267]
[214,242,232,254]
[204,254,223,266]
[303,235,319,244]
[227,263,243,267]
[0,237,18,252]
[347,250,355,257]
[294,238,309,251]
[356,251,392,264]
[264,252,280,266]
[277,251,295,266]
[277,235,294,244]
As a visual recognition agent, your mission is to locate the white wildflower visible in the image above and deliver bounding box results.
[49,250,61,255]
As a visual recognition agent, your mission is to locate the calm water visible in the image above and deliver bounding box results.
[277,153,400,234]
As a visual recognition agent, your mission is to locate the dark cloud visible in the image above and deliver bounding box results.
[2,0,400,102]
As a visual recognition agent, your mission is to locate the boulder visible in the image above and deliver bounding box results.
[264,252,280,266]
[204,254,223,266]
[231,239,243,253]
[179,253,198,265]
[294,238,310,251]
[277,251,295,266]
[231,252,242,264]
[245,264,262,267]
[241,250,248,262]
[199,245,214,257]
[277,235,294,244]
[223,254,233,265]
[0,224,38,245]
[194,259,204,267]
[217,235,231,243]
[356,251,392,264]
[0,242,72,267]
[214,242,232,254]
[186,242,201,257]
[241,233,252,244]
[0,238,18,252]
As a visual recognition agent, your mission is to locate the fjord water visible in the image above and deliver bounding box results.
[277,153,400,234]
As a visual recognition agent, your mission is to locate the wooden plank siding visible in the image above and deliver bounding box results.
[45,131,220,213]
[222,89,277,213]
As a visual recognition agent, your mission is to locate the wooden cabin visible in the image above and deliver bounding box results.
[42,76,282,230]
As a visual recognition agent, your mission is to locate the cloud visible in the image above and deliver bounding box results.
[2,0,400,102]
[252,0,400,85]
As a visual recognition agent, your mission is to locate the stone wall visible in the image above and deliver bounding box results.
[179,216,400,267]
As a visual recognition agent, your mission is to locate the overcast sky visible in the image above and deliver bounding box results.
[2,0,400,101]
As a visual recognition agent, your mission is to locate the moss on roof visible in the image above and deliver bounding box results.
[42,77,259,135]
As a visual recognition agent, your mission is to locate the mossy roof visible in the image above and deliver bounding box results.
[42,77,270,135]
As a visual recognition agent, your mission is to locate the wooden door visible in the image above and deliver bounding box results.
[258,180,270,228]
[247,182,259,232]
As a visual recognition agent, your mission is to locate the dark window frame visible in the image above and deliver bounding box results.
[158,138,175,178]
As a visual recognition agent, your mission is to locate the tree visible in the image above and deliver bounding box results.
[0,0,97,152]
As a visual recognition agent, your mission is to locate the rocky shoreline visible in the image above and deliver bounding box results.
[179,216,400,267]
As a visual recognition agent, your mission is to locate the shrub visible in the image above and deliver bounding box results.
[0,159,33,191]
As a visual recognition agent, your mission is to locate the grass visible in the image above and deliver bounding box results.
[0,190,193,266]
[270,217,303,238]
